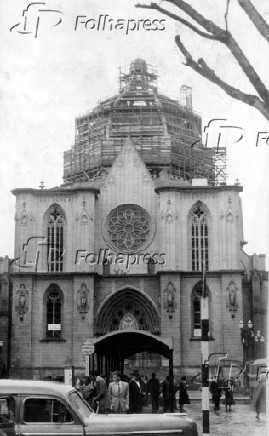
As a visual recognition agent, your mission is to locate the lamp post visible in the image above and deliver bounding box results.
[254,330,265,359]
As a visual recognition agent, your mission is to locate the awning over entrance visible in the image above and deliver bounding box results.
[92,329,173,359]
[85,330,174,382]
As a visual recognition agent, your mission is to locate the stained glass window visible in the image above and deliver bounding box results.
[191,204,209,271]
[104,204,153,253]
[47,207,64,272]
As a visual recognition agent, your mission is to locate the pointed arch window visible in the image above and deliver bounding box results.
[191,204,209,271]
[46,286,62,339]
[47,207,64,272]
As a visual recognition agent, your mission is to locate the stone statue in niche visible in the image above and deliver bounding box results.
[164,282,177,318]
[226,281,238,317]
[15,284,28,320]
[77,283,89,319]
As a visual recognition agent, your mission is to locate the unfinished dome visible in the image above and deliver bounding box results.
[63,59,226,185]
[130,58,148,74]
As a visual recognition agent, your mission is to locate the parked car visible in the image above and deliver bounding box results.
[0,380,198,436]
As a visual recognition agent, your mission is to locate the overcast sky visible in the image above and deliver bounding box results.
[1,0,268,264]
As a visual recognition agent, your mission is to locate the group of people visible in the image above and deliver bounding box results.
[78,369,148,414]
[210,376,237,411]
[77,370,190,414]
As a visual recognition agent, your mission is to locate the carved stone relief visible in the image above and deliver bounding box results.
[164,282,177,318]
[15,284,29,320]
[77,283,90,320]
[226,281,238,317]
[161,199,179,224]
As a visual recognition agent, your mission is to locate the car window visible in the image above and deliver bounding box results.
[67,392,93,421]
[23,398,73,423]
[0,397,15,423]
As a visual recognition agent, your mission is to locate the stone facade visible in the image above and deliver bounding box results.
[7,59,267,380]
[0,256,10,377]
[9,137,266,381]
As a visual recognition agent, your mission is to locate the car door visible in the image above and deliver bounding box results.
[18,396,84,436]
[0,396,16,436]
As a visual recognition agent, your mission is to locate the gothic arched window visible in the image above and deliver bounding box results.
[191,204,209,271]
[46,286,62,339]
[47,206,64,272]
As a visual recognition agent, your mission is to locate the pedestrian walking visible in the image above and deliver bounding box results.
[178,376,190,412]
[129,369,146,413]
[147,373,160,413]
[210,376,222,410]
[253,376,266,421]
[108,371,129,414]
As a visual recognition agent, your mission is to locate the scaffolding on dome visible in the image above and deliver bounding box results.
[63,59,227,186]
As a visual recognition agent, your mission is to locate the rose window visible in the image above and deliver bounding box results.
[103,204,154,253]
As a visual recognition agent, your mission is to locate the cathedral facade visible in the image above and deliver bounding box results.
[8,59,267,380]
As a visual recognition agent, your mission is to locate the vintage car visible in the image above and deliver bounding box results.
[0,380,198,436]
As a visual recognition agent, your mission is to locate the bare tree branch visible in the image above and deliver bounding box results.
[175,35,269,121]
[136,1,269,119]
[157,0,228,39]
[225,34,269,104]
[225,0,231,31]
[238,0,269,43]
[135,3,219,40]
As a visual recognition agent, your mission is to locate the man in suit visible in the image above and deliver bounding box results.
[92,373,110,414]
[147,373,160,413]
[108,371,129,413]
[129,369,146,413]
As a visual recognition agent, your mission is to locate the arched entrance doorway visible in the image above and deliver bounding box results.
[94,287,163,372]
[89,287,173,388]
[95,287,160,336]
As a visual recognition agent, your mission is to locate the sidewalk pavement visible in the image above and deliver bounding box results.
[184,403,267,436]
[144,398,266,435]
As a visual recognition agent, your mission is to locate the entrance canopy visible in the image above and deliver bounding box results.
[92,330,173,360]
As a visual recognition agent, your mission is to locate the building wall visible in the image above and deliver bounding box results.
[9,141,266,379]
[0,256,10,377]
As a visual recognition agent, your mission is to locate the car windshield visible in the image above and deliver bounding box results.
[67,391,94,421]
